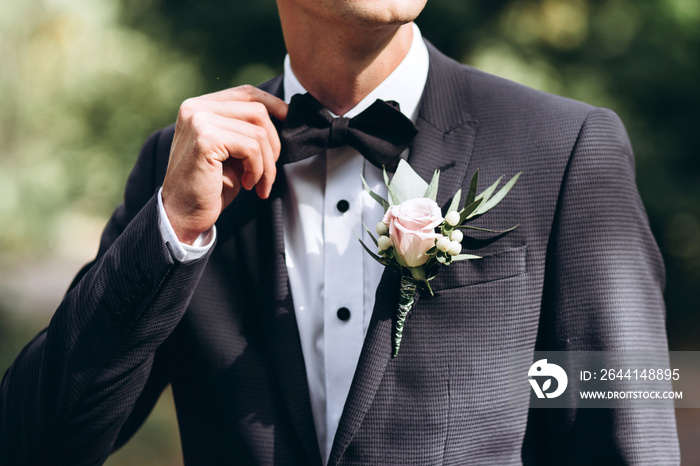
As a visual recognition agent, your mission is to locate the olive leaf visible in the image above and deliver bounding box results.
[447,188,461,214]
[361,172,390,211]
[474,172,521,216]
[424,169,440,201]
[451,254,482,261]
[354,231,388,266]
[465,168,479,205]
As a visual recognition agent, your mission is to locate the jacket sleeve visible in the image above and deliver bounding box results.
[0,128,208,465]
[523,108,680,464]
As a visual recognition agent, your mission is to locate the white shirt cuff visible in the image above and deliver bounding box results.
[157,187,216,262]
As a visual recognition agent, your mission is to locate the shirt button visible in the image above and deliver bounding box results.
[336,200,350,213]
[337,307,351,321]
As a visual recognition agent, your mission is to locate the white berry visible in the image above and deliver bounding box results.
[445,211,460,226]
[376,221,389,236]
[447,241,462,256]
[378,235,392,251]
[450,230,463,243]
[436,236,451,252]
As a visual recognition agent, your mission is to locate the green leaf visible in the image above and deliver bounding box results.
[459,197,483,223]
[447,189,462,215]
[382,167,398,205]
[465,169,479,205]
[388,159,429,204]
[458,223,520,234]
[475,175,502,204]
[424,169,440,201]
[354,233,388,266]
[362,222,379,246]
[474,172,521,215]
[361,172,390,211]
[451,254,482,261]
[424,280,435,297]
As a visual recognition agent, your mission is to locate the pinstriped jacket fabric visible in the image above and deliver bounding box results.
[0,42,679,465]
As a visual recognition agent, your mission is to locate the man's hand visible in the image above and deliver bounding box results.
[161,85,288,245]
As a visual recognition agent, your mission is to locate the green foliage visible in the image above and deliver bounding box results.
[118,0,285,88]
[0,0,203,253]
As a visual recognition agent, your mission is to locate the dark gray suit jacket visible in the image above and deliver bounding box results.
[0,42,679,465]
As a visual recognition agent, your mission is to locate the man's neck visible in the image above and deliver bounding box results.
[278,7,414,116]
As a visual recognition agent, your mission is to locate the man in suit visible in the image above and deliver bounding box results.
[0,0,679,464]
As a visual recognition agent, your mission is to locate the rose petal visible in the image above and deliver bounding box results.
[384,198,444,267]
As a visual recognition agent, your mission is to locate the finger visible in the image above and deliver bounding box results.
[185,113,263,190]
[206,114,275,193]
[255,132,277,199]
[228,117,276,198]
[200,85,288,121]
[256,105,282,163]
[204,101,282,160]
[221,158,244,207]
[176,105,278,195]
[179,99,282,158]
[200,112,279,194]
[219,134,265,192]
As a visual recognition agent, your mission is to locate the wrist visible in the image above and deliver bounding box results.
[161,192,206,246]
[171,224,203,246]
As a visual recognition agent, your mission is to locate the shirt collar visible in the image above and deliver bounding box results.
[283,22,429,122]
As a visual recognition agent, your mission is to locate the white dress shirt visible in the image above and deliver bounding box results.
[281,23,429,462]
[157,22,429,464]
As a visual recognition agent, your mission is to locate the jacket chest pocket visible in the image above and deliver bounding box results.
[429,244,528,291]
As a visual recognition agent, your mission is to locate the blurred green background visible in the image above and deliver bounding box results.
[1,0,698,464]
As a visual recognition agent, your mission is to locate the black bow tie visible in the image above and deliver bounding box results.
[278,93,418,172]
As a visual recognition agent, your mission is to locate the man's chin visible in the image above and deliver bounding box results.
[333,0,427,28]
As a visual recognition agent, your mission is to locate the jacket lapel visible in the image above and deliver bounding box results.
[407,41,478,208]
[327,41,479,466]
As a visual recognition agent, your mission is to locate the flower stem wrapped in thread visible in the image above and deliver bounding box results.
[394,277,418,358]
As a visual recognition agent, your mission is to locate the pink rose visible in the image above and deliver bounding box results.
[382,198,444,267]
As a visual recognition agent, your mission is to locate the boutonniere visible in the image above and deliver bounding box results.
[356,160,521,357]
